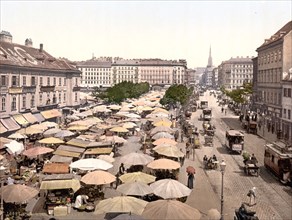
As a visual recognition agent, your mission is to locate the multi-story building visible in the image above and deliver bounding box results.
[78,57,187,88]
[139,59,187,86]
[77,57,112,89]
[185,68,196,86]
[217,57,253,90]
[282,72,292,142]
[212,67,218,88]
[0,31,81,126]
[254,21,292,134]
[195,67,205,86]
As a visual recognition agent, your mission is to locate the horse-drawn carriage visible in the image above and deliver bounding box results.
[202,121,215,136]
[204,134,214,147]
[243,152,259,176]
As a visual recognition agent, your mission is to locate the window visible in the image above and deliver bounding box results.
[59,78,61,86]
[63,93,66,103]
[59,92,61,103]
[1,97,5,111]
[288,110,291,120]
[64,78,66,86]
[75,78,78,85]
[284,109,287,118]
[53,77,56,85]
[31,76,36,86]
[53,93,56,104]
[47,77,50,86]
[12,96,16,111]
[1,76,6,86]
[23,76,26,86]
[22,95,26,109]
[12,76,17,86]
[40,77,43,86]
[288,88,291,98]
[284,88,288,97]
[39,93,43,104]
[75,92,78,102]
[31,95,35,107]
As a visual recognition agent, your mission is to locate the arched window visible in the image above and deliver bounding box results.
[11,96,16,111]
[1,97,5,111]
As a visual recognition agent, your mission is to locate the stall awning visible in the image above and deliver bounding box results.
[57,145,85,153]
[66,139,91,148]
[53,149,81,158]
[0,118,21,131]
[23,113,38,124]
[84,147,113,155]
[12,114,29,126]
[50,155,73,163]
[33,113,45,123]
[40,179,80,192]
[43,163,69,174]
[0,137,12,149]
[0,121,7,134]
[41,109,62,119]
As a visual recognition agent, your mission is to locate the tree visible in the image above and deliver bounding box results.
[160,84,192,106]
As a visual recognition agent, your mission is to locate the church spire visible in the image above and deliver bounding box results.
[207,46,213,67]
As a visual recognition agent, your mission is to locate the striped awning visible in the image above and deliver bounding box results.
[0,118,21,131]
[12,114,29,126]
[33,113,45,123]
[0,121,7,134]
[41,109,62,119]
[23,113,38,124]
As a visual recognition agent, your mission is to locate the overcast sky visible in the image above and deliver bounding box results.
[1,0,291,68]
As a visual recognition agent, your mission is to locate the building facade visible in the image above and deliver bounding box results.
[77,57,112,88]
[0,31,81,116]
[254,21,292,135]
[77,57,187,88]
[217,57,253,90]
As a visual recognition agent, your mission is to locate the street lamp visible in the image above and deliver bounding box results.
[0,162,7,220]
[220,160,226,220]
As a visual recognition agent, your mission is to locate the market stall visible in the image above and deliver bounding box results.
[40,174,81,216]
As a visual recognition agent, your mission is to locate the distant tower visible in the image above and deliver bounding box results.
[25,38,33,47]
[207,46,213,67]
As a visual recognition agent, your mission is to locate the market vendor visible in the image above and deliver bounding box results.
[74,195,89,209]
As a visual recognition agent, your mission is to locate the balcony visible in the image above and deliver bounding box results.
[9,86,23,94]
[73,85,81,91]
[22,85,36,93]
[40,85,55,92]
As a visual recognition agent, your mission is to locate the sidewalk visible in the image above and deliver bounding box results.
[257,125,278,144]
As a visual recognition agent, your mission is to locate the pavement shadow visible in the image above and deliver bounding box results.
[258,166,279,184]
[217,145,235,155]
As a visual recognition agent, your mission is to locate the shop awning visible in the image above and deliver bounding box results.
[0,118,21,131]
[50,155,73,163]
[23,113,38,124]
[40,179,80,192]
[57,145,85,153]
[66,139,91,148]
[84,147,113,155]
[0,121,7,134]
[41,109,62,119]
[12,114,29,126]
[43,163,69,174]
[53,149,81,158]
[32,113,45,123]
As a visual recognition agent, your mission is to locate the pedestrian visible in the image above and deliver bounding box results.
[221,107,224,113]
[181,132,184,142]
[115,172,121,189]
[225,108,227,115]
[119,163,125,175]
[187,172,194,189]
[185,142,190,159]
[247,187,256,206]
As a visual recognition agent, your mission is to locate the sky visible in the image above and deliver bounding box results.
[1,0,291,68]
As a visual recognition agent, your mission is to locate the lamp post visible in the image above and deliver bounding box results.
[220,160,226,220]
[0,162,7,220]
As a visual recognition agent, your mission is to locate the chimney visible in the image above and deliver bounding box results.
[25,38,33,47]
[39,43,43,52]
[0,30,13,43]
